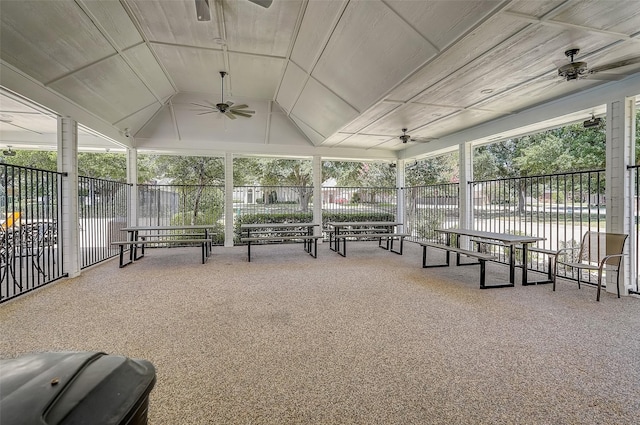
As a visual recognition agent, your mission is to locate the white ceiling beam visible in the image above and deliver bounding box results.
[134,139,397,161]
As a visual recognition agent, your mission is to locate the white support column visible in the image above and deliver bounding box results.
[459,143,473,248]
[606,97,636,296]
[57,117,80,278]
[126,148,138,226]
[312,156,322,238]
[224,153,234,247]
[396,159,406,232]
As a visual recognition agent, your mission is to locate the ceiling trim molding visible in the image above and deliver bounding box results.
[134,139,398,161]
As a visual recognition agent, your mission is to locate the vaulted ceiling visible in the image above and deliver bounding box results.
[1,0,640,160]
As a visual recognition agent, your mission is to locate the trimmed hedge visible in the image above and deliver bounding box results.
[234,211,395,242]
[234,213,313,242]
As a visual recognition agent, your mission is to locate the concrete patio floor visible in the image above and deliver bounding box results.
[1,241,639,424]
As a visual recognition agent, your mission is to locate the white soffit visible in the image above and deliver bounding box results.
[152,44,225,94]
[268,109,313,146]
[312,0,438,112]
[223,0,303,57]
[122,44,175,100]
[387,0,503,51]
[386,13,526,103]
[364,103,460,136]
[276,62,307,114]
[0,1,116,84]
[118,102,164,138]
[335,133,393,149]
[128,0,221,47]
[321,132,351,147]
[48,55,158,125]
[227,53,285,100]
[290,114,325,146]
[81,0,143,49]
[289,0,347,73]
[136,104,177,141]
[340,102,402,134]
[291,78,358,139]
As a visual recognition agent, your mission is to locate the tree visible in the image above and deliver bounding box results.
[154,155,225,225]
[77,153,127,181]
[1,150,57,170]
[258,159,313,211]
[324,161,395,188]
[405,153,458,186]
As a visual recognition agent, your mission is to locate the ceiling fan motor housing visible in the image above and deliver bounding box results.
[558,61,588,80]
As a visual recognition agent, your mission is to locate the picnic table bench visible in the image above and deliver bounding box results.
[470,238,557,285]
[240,223,321,262]
[416,241,497,288]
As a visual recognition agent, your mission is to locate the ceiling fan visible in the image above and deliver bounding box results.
[398,128,436,144]
[3,145,16,156]
[557,48,640,81]
[192,72,255,120]
[195,0,272,21]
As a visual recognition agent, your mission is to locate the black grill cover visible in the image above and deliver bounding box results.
[0,351,156,425]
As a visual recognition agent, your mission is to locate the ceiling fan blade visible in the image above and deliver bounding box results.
[410,138,438,143]
[586,73,626,81]
[224,111,237,120]
[590,56,640,73]
[195,0,211,21]
[247,0,273,8]
[232,108,255,114]
[191,102,215,108]
[230,104,248,110]
[226,101,234,107]
[196,111,216,115]
[231,111,253,118]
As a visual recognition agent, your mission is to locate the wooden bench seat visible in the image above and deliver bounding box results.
[332,232,409,257]
[111,238,212,268]
[416,241,498,289]
[240,235,322,262]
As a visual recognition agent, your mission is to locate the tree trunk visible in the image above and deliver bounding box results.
[192,183,205,225]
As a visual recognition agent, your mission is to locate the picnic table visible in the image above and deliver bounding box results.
[112,225,216,267]
[240,223,321,262]
[326,221,408,257]
[434,228,545,288]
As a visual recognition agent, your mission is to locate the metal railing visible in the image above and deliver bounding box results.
[470,170,606,284]
[404,184,459,241]
[138,184,225,244]
[1,164,64,303]
[321,186,397,239]
[79,176,130,269]
[234,185,313,216]
[321,186,396,216]
[628,165,640,295]
[4,165,639,302]
[234,185,314,242]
